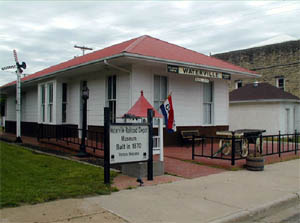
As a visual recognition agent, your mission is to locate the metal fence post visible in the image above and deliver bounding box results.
[147,109,153,181]
[231,132,235,166]
[104,107,110,185]
[192,135,195,160]
[260,134,263,154]
[278,131,281,158]
[295,130,298,154]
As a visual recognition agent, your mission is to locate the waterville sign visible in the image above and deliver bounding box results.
[110,124,149,164]
[167,65,231,80]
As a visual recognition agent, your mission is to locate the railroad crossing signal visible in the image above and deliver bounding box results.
[13,49,26,73]
[1,65,16,71]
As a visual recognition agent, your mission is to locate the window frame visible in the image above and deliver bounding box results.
[62,83,67,123]
[203,82,214,125]
[41,84,46,122]
[39,81,55,124]
[276,77,285,90]
[47,83,53,123]
[153,75,168,112]
[235,80,242,89]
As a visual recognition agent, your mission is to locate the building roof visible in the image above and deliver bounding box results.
[230,83,300,102]
[2,35,257,88]
[124,91,163,118]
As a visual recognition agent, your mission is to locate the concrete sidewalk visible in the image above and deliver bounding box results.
[1,159,299,223]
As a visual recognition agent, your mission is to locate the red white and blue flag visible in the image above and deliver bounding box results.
[160,94,176,132]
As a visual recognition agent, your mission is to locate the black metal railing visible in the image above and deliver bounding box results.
[37,124,104,153]
[262,131,299,157]
[192,131,299,165]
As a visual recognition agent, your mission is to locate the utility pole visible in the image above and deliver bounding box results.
[74,45,93,56]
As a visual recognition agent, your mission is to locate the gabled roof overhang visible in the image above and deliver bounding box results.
[1,52,260,91]
[122,52,260,78]
[230,99,300,104]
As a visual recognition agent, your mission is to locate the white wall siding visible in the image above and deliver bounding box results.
[279,102,300,134]
[6,94,16,121]
[87,75,106,126]
[116,73,130,118]
[131,64,153,106]
[214,80,229,126]
[22,86,38,122]
[67,80,81,126]
[229,102,281,135]
[295,104,300,132]
[131,64,229,127]
[169,75,202,126]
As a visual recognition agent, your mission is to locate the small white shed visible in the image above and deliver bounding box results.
[229,83,300,135]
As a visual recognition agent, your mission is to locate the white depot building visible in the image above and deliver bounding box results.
[1,35,258,145]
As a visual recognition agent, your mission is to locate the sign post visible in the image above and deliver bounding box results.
[147,109,153,181]
[104,107,110,185]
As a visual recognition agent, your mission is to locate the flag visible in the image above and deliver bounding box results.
[160,94,176,132]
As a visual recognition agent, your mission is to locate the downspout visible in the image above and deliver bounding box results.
[103,59,130,73]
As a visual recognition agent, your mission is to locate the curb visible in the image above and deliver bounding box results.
[209,192,300,223]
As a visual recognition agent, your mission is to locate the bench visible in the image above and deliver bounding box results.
[180,130,203,147]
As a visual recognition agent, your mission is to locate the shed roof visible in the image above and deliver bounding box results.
[230,83,300,102]
[2,35,257,88]
[125,91,163,118]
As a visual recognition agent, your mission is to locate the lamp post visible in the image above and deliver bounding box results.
[78,85,89,157]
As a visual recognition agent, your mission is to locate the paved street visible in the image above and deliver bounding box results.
[240,200,300,223]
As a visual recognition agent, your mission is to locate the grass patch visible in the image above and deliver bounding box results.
[0,141,117,208]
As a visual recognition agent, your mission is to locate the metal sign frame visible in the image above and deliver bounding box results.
[104,107,154,184]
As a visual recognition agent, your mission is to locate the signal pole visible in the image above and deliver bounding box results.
[13,50,26,143]
[1,51,26,143]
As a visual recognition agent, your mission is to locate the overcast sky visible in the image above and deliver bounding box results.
[0,1,299,86]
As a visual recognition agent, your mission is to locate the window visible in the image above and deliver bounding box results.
[107,76,116,122]
[276,77,284,90]
[47,83,53,123]
[41,85,46,122]
[154,75,167,112]
[62,83,67,123]
[235,80,242,89]
[203,82,213,124]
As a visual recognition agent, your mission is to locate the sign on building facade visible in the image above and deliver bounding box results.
[167,65,231,80]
